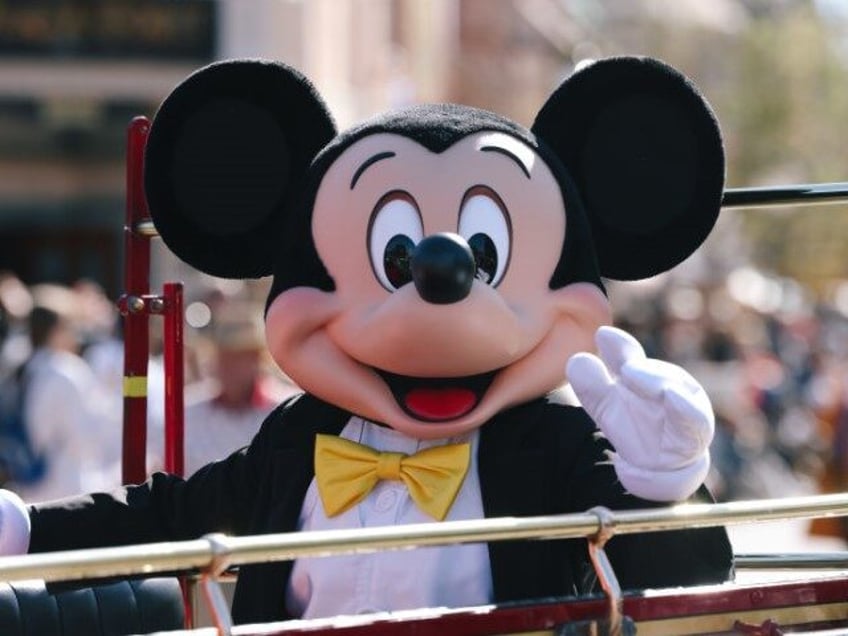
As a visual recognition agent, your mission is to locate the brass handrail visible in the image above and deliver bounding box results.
[4,492,848,585]
[721,181,848,209]
[735,552,848,569]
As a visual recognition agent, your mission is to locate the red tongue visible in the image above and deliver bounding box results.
[405,387,477,421]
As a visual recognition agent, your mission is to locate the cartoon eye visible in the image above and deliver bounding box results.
[458,187,511,286]
[368,191,423,291]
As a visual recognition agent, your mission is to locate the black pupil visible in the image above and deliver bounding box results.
[383,234,415,288]
[469,233,498,284]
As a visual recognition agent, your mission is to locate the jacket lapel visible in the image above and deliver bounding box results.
[478,400,555,603]
[267,393,350,531]
[231,394,350,624]
[478,395,595,603]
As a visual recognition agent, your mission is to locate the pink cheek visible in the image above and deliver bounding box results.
[263,299,288,359]
[262,289,329,359]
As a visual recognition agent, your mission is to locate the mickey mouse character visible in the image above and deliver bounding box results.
[0,56,733,624]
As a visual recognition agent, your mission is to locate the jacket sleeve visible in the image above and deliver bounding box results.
[27,399,291,554]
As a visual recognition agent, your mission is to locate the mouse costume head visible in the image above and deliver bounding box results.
[145,56,724,440]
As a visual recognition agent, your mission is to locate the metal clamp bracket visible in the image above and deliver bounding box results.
[586,506,625,636]
[200,534,235,636]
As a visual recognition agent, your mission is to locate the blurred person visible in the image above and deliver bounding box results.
[7,284,119,502]
[0,295,15,486]
[0,295,8,373]
[72,278,121,354]
[75,278,125,414]
[807,337,848,540]
[0,272,33,380]
[0,273,35,486]
[151,302,297,476]
[81,288,167,478]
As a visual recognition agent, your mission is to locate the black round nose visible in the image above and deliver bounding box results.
[411,233,476,304]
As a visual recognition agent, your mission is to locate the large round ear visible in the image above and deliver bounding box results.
[144,59,337,279]
[532,56,724,281]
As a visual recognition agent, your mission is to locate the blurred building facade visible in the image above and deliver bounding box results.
[0,1,215,294]
[0,0,466,298]
[2,0,847,302]
[0,0,741,297]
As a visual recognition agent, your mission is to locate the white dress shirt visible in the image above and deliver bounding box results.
[285,417,493,619]
[15,349,117,502]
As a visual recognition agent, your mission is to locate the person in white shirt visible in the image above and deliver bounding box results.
[151,302,297,477]
[11,289,117,502]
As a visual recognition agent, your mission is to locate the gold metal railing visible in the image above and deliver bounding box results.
[4,492,848,585]
[721,181,848,209]
[735,552,848,569]
[2,493,848,635]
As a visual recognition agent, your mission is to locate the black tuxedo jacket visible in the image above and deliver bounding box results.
[29,392,733,625]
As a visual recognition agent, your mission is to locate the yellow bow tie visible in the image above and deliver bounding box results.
[314,434,471,521]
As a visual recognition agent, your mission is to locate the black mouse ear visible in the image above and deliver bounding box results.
[144,59,337,279]
[532,56,724,281]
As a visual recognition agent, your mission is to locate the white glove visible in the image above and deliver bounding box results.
[0,488,31,555]
[567,326,713,502]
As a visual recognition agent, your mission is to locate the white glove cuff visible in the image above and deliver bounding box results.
[0,489,31,555]
[613,452,710,502]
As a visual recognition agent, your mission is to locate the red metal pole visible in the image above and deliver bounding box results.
[121,116,151,485]
[121,117,193,628]
[163,281,192,629]
[163,282,185,478]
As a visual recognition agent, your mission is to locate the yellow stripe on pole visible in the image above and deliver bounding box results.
[123,376,148,398]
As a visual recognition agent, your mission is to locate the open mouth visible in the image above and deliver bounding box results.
[376,369,499,422]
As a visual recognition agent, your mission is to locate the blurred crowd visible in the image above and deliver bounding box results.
[0,271,297,504]
[610,277,848,541]
[3,267,848,544]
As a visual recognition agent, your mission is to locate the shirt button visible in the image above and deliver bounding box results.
[374,490,398,512]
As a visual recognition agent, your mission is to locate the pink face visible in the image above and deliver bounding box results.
[266,131,611,439]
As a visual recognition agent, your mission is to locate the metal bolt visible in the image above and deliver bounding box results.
[149,297,165,314]
[127,296,145,313]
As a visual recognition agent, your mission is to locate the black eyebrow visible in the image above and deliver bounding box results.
[480,145,530,179]
[350,151,397,190]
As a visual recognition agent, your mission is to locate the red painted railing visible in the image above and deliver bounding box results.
[118,116,190,627]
